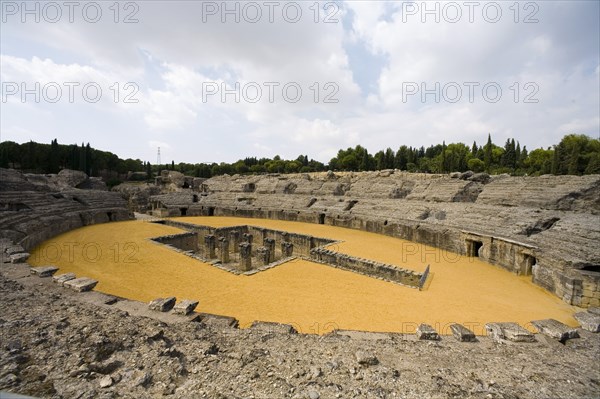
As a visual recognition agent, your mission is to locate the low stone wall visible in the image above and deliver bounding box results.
[150,232,198,252]
[310,247,423,288]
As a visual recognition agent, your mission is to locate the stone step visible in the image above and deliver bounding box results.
[531,319,579,341]
[485,322,535,342]
[416,323,440,340]
[64,277,98,292]
[30,266,59,278]
[450,323,477,342]
[172,299,199,315]
[573,312,600,333]
[148,297,176,312]
[53,273,76,285]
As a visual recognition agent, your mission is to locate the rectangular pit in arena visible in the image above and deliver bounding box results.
[149,220,425,288]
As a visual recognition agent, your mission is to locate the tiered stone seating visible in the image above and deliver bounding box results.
[0,168,131,250]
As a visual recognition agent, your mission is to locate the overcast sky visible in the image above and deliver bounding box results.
[1,1,598,164]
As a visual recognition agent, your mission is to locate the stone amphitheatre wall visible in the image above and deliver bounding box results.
[0,168,131,252]
[148,171,600,308]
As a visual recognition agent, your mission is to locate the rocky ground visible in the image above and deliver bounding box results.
[1,259,599,399]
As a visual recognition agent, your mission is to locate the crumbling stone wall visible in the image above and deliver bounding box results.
[150,232,198,252]
[310,247,422,288]
[0,168,131,251]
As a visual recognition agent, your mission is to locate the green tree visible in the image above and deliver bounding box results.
[468,158,485,172]
[78,143,87,173]
[501,138,516,170]
[551,146,560,175]
[47,139,60,173]
[585,152,600,174]
[395,146,409,170]
[85,143,93,175]
[484,134,493,172]
[527,148,554,175]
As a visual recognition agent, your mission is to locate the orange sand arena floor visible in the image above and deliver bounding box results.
[29,217,579,335]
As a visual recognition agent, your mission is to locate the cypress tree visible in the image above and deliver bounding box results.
[484,134,493,172]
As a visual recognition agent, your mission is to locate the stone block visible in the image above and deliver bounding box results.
[64,277,98,292]
[573,312,600,333]
[250,321,298,334]
[449,323,477,342]
[172,299,199,315]
[281,242,293,257]
[257,246,270,265]
[53,273,76,285]
[416,324,440,340]
[5,245,25,255]
[531,319,579,341]
[148,297,176,312]
[30,266,59,277]
[10,252,30,263]
[485,322,535,342]
[197,313,239,329]
[238,242,252,272]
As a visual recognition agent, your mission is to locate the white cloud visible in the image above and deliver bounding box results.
[1,1,598,163]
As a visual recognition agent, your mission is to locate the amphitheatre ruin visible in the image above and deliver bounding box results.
[1,166,599,398]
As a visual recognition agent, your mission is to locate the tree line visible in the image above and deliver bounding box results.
[0,140,146,185]
[329,134,600,175]
[1,134,598,184]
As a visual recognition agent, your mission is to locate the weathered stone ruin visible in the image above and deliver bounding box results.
[150,220,425,287]
[2,167,600,398]
[147,170,600,308]
[0,168,131,252]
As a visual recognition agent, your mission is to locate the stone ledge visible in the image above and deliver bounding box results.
[250,321,298,334]
[416,324,440,340]
[5,245,25,255]
[10,253,30,264]
[196,313,239,329]
[172,299,199,315]
[64,277,98,292]
[30,265,59,278]
[53,273,76,285]
[485,322,535,343]
[450,323,477,342]
[149,297,176,312]
[574,312,600,333]
[531,319,579,341]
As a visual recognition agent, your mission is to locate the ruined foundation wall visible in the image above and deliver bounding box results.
[151,232,199,252]
[310,247,422,288]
